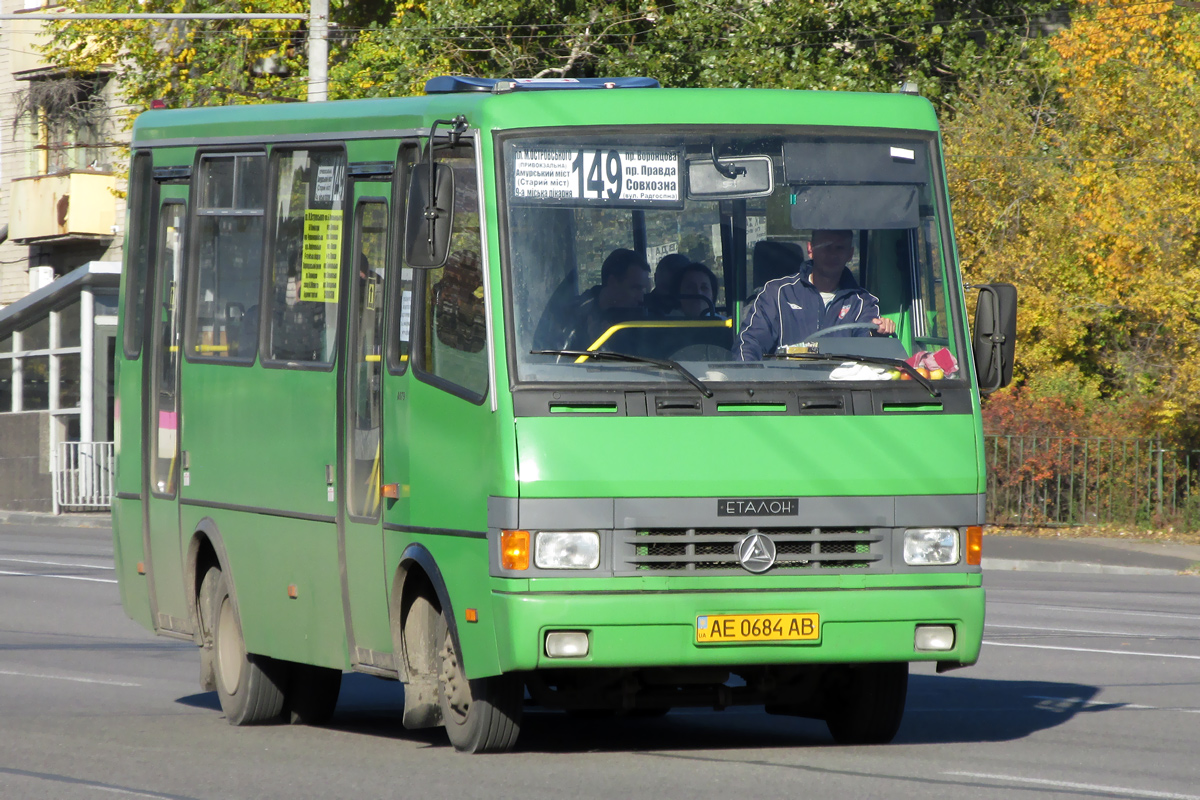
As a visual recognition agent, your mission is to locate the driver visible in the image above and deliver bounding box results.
[736,229,895,361]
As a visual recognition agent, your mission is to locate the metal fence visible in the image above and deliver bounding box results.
[53,441,115,513]
[984,435,1200,529]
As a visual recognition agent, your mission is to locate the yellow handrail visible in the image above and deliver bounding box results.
[575,319,732,363]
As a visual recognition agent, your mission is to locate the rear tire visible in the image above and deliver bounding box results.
[286,663,342,725]
[212,570,288,725]
[436,611,522,753]
[196,566,221,692]
[824,662,908,745]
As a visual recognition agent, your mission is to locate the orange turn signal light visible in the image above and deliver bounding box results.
[465,608,478,623]
[287,584,299,599]
[136,561,145,575]
[381,483,400,499]
[501,530,530,570]
[966,526,982,566]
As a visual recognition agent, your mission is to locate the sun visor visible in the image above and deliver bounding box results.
[783,140,928,184]
[789,184,920,230]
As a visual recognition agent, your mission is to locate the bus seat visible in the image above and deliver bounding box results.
[532,270,582,351]
[752,240,806,292]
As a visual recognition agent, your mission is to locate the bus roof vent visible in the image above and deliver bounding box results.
[424,76,661,94]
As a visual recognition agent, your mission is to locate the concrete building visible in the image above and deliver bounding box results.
[1,1,126,512]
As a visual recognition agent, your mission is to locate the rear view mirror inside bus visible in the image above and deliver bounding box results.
[405,162,455,268]
[686,155,773,199]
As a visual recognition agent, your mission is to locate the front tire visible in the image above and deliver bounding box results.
[436,612,522,753]
[824,662,908,745]
[211,569,288,725]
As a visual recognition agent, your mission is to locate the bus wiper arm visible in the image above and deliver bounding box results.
[764,351,941,398]
[532,349,714,398]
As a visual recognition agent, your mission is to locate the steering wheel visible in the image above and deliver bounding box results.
[810,321,884,338]
[674,293,719,318]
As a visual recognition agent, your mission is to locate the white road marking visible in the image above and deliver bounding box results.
[0,669,140,687]
[0,569,117,584]
[984,640,1200,660]
[945,770,1200,800]
[987,623,1179,638]
[1025,694,1200,714]
[1006,602,1200,621]
[0,557,113,570]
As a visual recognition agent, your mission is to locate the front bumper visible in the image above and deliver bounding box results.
[490,581,984,672]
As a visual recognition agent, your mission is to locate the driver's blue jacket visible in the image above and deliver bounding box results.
[736,264,881,361]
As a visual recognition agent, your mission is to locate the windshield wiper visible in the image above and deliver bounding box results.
[532,349,714,398]
[764,351,941,397]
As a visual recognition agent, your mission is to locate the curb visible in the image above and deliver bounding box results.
[0,511,112,529]
[982,557,1186,577]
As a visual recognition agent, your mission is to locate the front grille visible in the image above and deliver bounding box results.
[619,528,884,574]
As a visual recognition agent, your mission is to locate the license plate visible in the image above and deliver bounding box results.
[695,613,820,644]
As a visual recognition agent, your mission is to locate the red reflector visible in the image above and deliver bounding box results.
[150,99,167,109]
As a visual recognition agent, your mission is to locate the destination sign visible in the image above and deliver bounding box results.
[509,145,683,208]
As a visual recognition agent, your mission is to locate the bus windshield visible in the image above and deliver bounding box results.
[502,128,963,386]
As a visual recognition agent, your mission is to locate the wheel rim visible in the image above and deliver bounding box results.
[216,596,242,696]
[439,631,470,723]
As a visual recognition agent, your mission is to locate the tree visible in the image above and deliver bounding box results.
[46,1,1070,111]
[945,0,1200,443]
[41,0,395,112]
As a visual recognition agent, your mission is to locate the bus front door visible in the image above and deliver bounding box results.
[338,187,394,669]
[143,197,191,634]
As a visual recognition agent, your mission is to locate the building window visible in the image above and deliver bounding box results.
[14,76,113,175]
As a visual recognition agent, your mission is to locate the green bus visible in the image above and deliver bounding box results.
[113,76,1016,753]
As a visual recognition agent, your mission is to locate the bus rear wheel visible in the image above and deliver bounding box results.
[210,568,288,725]
[824,662,908,745]
[436,612,522,753]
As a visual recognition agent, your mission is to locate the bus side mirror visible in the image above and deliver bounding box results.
[971,283,1017,394]
[405,162,455,268]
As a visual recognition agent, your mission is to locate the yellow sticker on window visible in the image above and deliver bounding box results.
[301,209,343,303]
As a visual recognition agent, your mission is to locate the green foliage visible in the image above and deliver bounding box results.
[330,1,1067,108]
[42,0,396,113]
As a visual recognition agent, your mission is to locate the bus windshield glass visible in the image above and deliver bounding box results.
[503,129,964,386]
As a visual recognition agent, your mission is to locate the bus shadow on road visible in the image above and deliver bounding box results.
[898,672,1108,745]
[176,671,1106,752]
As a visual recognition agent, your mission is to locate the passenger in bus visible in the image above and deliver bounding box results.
[646,252,690,315]
[565,248,652,349]
[671,262,723,319]
[736,229,895,361]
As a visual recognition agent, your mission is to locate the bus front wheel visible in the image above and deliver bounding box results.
[436,612,522,753]
[210,568,288,725]
[824,662,908,745]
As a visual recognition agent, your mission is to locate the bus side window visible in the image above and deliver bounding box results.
[188,153,266,361]
[265,149,347,365]
[417,152,487,400]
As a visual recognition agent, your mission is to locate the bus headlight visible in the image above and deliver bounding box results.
[535,531,600,570]
[903,528,959,565]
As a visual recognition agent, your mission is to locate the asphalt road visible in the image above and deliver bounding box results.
[2,522,1200,799]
